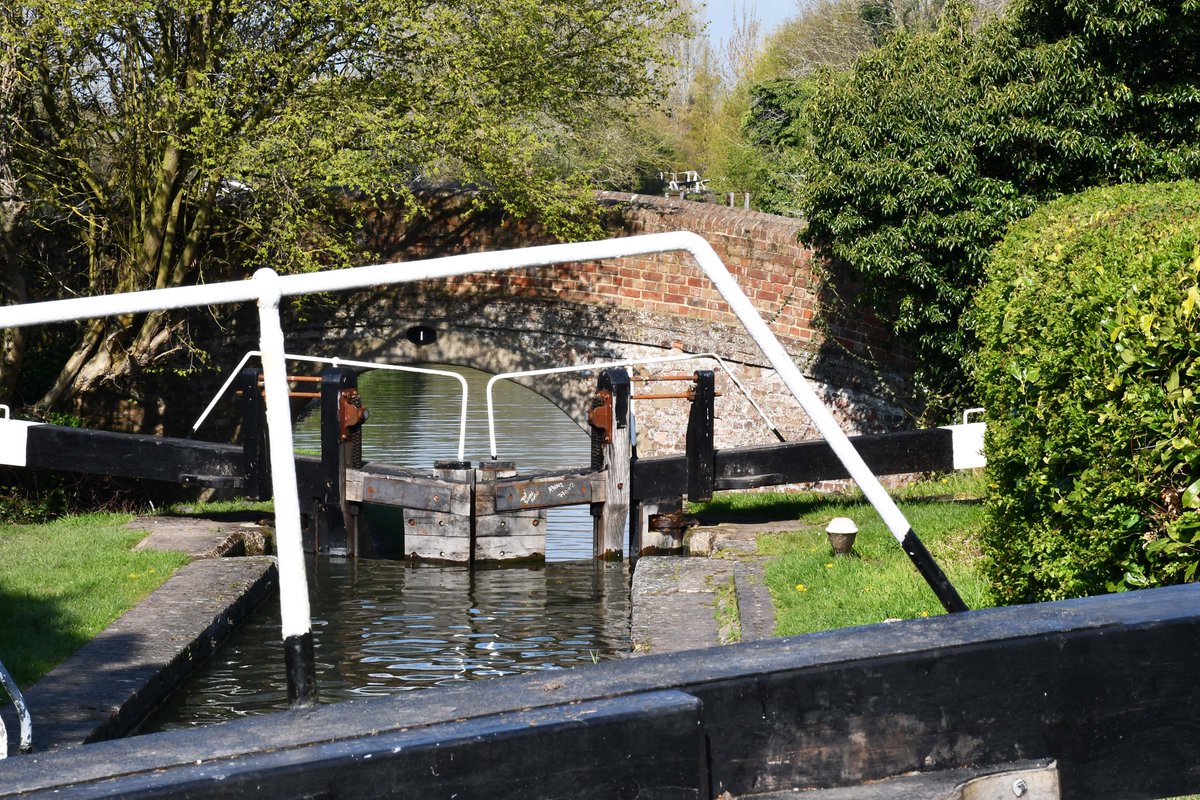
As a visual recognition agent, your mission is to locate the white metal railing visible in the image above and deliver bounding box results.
[0,230,963,706]
[191,351,470,461]
[484,352,784,460]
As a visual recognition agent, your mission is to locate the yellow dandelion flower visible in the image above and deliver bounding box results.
[824,563,834,569]
[795,584,808,592]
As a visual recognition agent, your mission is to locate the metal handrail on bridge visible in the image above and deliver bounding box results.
[484,352,785,460]
[192,351,470,462]
[0,230,967,710]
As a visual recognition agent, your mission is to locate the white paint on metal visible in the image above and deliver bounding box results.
[0,418,40,467]
[191,351,470,461]
[946,422,987,470]
[0,657,32,755]
[252,270,311,641]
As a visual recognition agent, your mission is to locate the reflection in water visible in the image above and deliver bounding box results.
[143,557,630,731]
[142,365,630,732]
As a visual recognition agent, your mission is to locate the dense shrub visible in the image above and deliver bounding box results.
[974,181,1200,603]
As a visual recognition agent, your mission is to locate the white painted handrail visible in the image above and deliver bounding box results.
[191,351,470,461]
[962,407,986,425]
[0,230,965,705]
[484,352,783,459]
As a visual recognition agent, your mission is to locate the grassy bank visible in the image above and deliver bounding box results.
[0,514,188,687]
[696,472,993,634]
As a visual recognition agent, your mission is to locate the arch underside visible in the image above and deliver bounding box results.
[281,292,912,458]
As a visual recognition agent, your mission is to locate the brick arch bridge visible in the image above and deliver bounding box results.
[279,192,914,458]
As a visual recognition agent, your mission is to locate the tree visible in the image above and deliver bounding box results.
[0,7,27,405]
[775,0,1200,414]
[1,0,685,413]
[704,0,1007,206]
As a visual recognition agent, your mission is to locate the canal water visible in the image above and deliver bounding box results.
[142,365,631,732]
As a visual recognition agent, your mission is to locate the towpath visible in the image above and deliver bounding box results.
[1,515,277,752]
[630,520,802,654]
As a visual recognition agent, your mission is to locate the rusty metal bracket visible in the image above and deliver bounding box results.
[338,388,368,442]
[588,389,614,445]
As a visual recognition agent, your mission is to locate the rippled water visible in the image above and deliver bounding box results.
[141,365,629,732]
[143,557,630,731]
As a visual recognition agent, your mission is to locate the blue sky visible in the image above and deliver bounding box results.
[701,0,797,49]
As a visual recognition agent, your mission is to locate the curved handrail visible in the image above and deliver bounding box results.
[484,352,784,460]
[191,351,469,461]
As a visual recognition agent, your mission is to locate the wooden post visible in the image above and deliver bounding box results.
[239,367,271,501]
[318,367,367,556]
[686,370,716,503]
[590,368,631,560]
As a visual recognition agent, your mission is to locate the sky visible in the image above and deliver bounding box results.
[701,0,797,50]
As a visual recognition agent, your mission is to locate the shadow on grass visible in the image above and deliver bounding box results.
[692,493,849,525]
[0,587,90,752]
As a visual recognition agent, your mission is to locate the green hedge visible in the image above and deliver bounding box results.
[974,181,1200,603]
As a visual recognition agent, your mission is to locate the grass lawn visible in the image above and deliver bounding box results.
[0,514,189,687]
[695,471,994,635]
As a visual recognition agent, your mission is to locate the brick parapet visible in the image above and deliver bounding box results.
[363,191,898,366]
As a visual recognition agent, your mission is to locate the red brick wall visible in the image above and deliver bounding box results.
[365,191,895,362]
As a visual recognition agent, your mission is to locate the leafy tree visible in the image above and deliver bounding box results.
[792,5,1006,412]
[705,0,1005,208]
[762,0,1200,414]
[0,7,26,404]
[1,0,684,412]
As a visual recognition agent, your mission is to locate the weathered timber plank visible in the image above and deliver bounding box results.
[348,467,472,515]
[631,428,956,499]
[490,472,600,512]
[402,505,472,562]
[27,426,244,484]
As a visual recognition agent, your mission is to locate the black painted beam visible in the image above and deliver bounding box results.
[26,425,246,487]
[5,692,707,799]
[4,587,1200,798]
[685,370,715,502]
[632,427,956,500]
[23,424,325,505]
